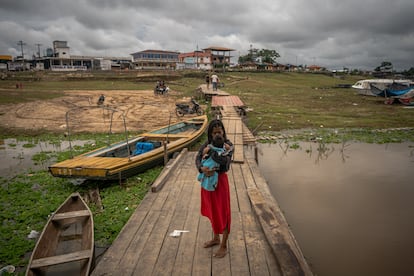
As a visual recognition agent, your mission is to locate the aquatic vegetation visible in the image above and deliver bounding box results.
[0,136,162,271]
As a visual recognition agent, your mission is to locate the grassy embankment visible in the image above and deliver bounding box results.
[0,71,413,272]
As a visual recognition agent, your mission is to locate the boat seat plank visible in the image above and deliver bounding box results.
[30,249,91,268]
[52,210,90,221]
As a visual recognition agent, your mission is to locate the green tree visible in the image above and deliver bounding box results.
[402,67,414,77]
[257,49,280,63]
[238,48,280,64]
[375,61,393,72]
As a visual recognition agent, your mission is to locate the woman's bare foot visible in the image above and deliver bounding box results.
[213,246,227,258]
[203,238,220,248]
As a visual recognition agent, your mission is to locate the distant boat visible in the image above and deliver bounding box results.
[370,83,414,105]
[26,193,94,276]
[49,115,208,180]
[351,79,413,96]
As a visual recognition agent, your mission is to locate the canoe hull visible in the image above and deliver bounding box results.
[26,193,94,276]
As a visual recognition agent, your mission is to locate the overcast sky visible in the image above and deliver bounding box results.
[1,0,413,70]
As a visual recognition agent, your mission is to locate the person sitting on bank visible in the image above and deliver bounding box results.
[97,94,105,105]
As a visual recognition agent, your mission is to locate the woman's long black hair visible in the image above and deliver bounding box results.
[207,119,227,143]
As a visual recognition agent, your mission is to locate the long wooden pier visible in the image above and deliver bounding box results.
[91,90,312,275]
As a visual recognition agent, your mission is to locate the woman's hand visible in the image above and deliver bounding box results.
[200,166,215,176]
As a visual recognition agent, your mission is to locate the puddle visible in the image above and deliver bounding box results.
[0,138,91,178]
[253,142,414,276]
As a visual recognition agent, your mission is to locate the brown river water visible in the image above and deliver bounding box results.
[0,138,91,178]
[252,141,414,276]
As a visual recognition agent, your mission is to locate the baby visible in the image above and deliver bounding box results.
[197,144,226,191]
[197,134,231,191]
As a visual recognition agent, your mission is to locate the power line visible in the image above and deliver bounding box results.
[35,43,42,58]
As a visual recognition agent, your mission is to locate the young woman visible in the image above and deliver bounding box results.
[195,119,233,258]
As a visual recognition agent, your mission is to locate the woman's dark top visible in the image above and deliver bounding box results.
[195,139,233,174]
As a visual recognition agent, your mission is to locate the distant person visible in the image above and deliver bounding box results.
[205,74,210,89]
[155,80,169,95]
[195,119,233,258]
[97,94,105,105]
[211,74,219,91]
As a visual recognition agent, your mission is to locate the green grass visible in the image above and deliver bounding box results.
[222,72,414,131]
[0,133,160,272]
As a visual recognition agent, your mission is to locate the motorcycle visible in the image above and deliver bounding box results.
[154,80,169,95]
[175,98,204,116]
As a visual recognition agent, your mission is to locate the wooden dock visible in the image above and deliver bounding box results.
[197,84,230,100]
[91,87,313,276]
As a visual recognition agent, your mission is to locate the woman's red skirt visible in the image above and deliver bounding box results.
[201,172,231,234]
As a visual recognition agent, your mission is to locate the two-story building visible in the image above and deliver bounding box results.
[130,50,179,70]
[178,46,234,70]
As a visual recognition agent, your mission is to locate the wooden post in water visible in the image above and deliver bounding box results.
[163,140,168,166]
[254,145,258,164]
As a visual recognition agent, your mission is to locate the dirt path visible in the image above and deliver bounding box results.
[0,90,195,133]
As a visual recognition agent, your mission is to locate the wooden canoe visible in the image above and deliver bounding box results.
[49,115,208,180]
[26,193,94,276]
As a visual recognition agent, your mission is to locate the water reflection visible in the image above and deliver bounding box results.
[253,142,414,276]
[0,138,90,178]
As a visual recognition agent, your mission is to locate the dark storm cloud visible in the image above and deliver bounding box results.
[0,0,413,70]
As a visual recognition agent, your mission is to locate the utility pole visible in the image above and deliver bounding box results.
[35,43,42,58]
[196,44,199,69]
[17,40,26,59]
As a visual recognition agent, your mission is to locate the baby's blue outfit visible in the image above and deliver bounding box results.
[197,144,225,191]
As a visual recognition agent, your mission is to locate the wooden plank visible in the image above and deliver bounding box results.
[95,167,177,274]
[112,210,163,275]
[231,164,252,213]
[235,119,243,134]
[242,212,282,276]
[151,179,195,275]
[151,148,188,192]
[172,162,202,275]
[131,155,190,275]
[228,212,250,276]
[248,188,312,276]
[132,209,175,275]
[245,153,312,275]
[52,210,90,221]
[212,96,244,107]
[30,250,91,268]
[240,161,257,190]
[242,122,256,144]
[234,133,244,145]
[227,119,236,134]
[90,209,149,275]
[192,217,212,275]
[227,164,239,213]
[172,209,199,275]
[233,144,244,163]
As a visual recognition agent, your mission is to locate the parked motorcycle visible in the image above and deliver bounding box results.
[154,80,169,95]
[175,98,204,116]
